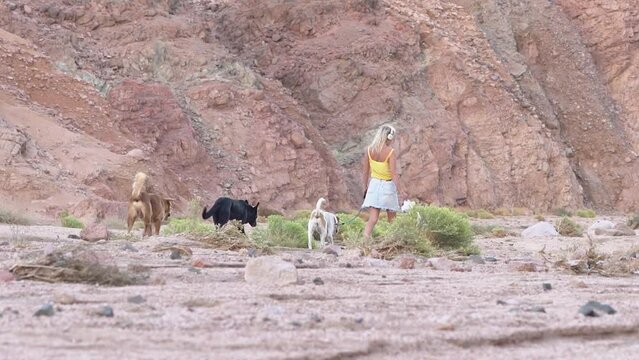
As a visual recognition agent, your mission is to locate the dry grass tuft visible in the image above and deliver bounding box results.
[10,246,147,286]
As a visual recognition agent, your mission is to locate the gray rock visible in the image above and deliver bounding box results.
[170,250,182,260]
[522,222,559,238]
[468,255,485,264]
[484,256,498,262]
[80,223,109,242]
[312,277,324,285]
[34,303,54,317]
[127,295,146,304]
[244,256,298,286]
[543,283,552,291]
[97,305,114,317]
[322,245,341,256]
[587,219,614,234]
[579,300,616,317]
[121,243,139,252]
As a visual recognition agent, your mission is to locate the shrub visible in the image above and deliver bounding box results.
[375,208,434,258]
[512,207,530,216]
[59,210,84,229]
[465,209,495,219]
[162,217,216,236]
[576,209,596,218]
[266,215,308,248]
[555,217,582,237]
[553,208,572,217]
[491,227,508,238]
[0,209,30,225]
[534,214,545,222]
[416,206,474,249]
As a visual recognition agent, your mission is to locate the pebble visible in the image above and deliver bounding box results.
[468,255,485,264]
[121,243,139,252]
[543,283,552,291]
[127,295,146,304]
[97,305,114,317]
[170,250,182,260]
[34,303,54,317]
[312,277,324,285]
[579,301,616,317]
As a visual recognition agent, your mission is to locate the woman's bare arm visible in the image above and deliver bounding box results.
[362,151,370,196]
[389,149,400,195]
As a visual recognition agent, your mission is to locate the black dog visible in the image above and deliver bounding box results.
[202,197,259,228]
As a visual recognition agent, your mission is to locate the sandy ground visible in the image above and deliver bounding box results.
[1,215,639,359]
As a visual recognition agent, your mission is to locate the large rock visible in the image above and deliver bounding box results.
[587,219,615,234]
[244,256,298,286]
[80,223,109,242]
[594,222,636,237]
[522,222,559,238]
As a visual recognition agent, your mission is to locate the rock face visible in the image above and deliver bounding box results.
[1,0,638,220]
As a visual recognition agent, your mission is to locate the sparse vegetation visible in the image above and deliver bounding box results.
[0,209,30,225]
[555,217,582,237]
[470,223,498,236]
[492,208,511,217]
[162,217,216,236]
[576,209,596,218]
[535,214,546,222]
[553,208,573,217]
[264,215,308,248]
[465,208,495,219]
[59,210,84,229]
[512,207,530,216]
[491,227,508,238]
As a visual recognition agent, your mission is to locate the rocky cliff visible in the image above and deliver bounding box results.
[0,0,637,222]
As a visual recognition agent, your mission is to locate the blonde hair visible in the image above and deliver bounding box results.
[369,124,396,155]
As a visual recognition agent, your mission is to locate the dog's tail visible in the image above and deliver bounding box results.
[131,172,148,200]
[312,197,327,218]
[202,206,211,220]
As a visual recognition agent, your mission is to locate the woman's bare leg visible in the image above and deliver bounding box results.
[387,211,396,223]
[364,208,380,238]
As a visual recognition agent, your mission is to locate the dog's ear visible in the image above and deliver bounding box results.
[253,202,260,208]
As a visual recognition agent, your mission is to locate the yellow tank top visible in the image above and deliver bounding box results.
[369,147,394,181]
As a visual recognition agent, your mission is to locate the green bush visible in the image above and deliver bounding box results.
[465,209,495,219]
[0,209,30,225]
[576,209,596,218]
[553,208,573,217]
[162,217,216,236]
[266,215,308,248]
[555,217,582,237]
[377,209,434,257]
[59,210,84,229]
[416,206,473,249]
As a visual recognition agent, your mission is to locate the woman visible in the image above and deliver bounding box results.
[361,124,402,238]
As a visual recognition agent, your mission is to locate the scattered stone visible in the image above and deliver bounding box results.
[121,243,139,252]
[594,223,636,236]
[170,251,182,260]
[468,255,485,264]
[542,283,552,291]
[54,292,77,305]
[8,3,18,11]
[497,299,519,306]
[312,277,324,285]
[23,5,32,15]
[484,256,498,262]
[80,223,109,242]
[527,306,546,313]
[192,258,207,268]
[427,257,455,271]
[188,267,202,274]
[67,234,80,239]
[574,280,588,288]
[34,303,54,317]
[579,300,616,317]
[97,305,114,317]
[397,255,416,269]
[127,295,146,304]
[522,222,559,238]
[247,248,258,257]
[322,244,341,256]
[0,269,15,283]
[271,33,283,42]
[587,219,614,234]
[366,258,390,268]
[507,260,544,272]
[244,256,298,286]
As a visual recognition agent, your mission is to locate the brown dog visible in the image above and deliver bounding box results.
[127,172,172,236]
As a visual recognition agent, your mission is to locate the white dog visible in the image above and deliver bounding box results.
[401,199,416,212]
[307,197,339,250]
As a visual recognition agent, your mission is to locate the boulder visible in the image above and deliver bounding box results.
[244,256,298,286]
[521,222,559,238]
[80,223,109,242]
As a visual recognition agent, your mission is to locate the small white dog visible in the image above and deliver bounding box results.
[401,199,416,212]
[307,197,339,250]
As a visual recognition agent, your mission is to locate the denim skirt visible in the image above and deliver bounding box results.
[362,178,400,212]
